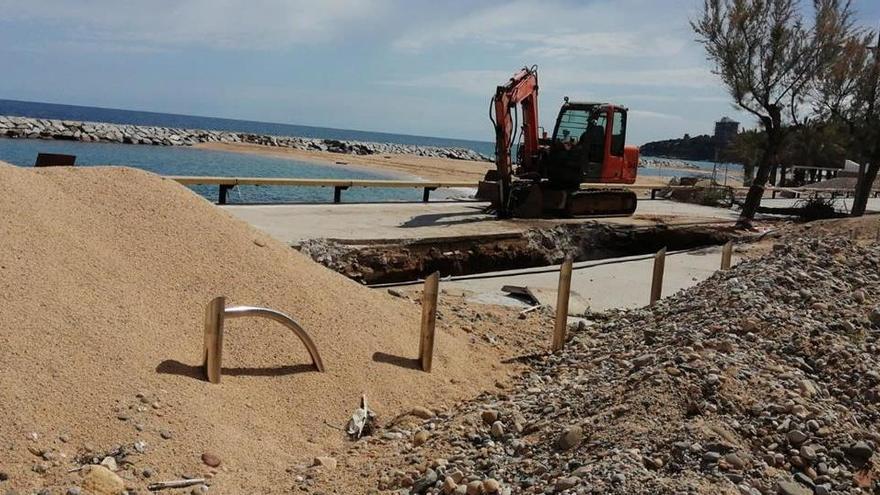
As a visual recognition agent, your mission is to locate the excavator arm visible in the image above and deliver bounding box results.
[491,65,540,217]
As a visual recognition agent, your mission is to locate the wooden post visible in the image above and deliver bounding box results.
[720,241,733,270]
[650,248,666,306]
[418,272,440,372]
[552,257,574,352]
[203,296,226,384]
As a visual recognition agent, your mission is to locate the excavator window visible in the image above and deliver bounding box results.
[610,109,626,157]
[554,109,589,147]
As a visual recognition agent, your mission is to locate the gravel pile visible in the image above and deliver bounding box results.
[368,232,880,494]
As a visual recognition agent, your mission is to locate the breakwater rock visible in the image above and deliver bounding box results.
[0,115,491,161]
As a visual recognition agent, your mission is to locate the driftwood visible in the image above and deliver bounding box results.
[147,478,207,490]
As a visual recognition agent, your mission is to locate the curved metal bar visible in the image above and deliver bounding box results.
[222,306,325,372]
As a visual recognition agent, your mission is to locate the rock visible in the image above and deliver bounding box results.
[480,410,499,425]
[201,452,222,467]
[724,453,747,470]
[631,354,654,369]
[554,477,578,491]
[557,425,583,450]
[465,480,482,495]
[66,488,81,495]
[100,456,117,471]
[787,430,808,445]
[482,478,500,493]
[845,441,873,464]
[442,476,458,494]
[412,468,438,493]
[82,465,125,495]
[870,307,880,326]
[413,430,430,446]
[410,406,435,419]
[776,480,811,495]
[313,456,337,470]
[798,379,818,398]
[490,421,504,439]
[190,485,208,495]
[799,445,817,463]
[159,430,173,439]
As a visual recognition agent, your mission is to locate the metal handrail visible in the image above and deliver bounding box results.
[202,296,325,384]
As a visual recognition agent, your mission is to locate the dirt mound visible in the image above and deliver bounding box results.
[0,164,509,493]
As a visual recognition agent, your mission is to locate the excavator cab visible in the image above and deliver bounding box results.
[545,102,638,187]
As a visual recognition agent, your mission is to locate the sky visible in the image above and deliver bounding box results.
[0,0,878,145]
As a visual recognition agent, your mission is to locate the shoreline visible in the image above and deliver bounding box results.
[197,141,682,187]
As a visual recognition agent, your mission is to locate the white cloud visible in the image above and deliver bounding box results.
[383,67,719,95]
[629,110,684,121]
[0,0,388,49]
[392,0,686,58]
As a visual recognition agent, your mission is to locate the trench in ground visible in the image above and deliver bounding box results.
[295,221,746,286]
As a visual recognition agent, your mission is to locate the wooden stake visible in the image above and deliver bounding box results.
[552,257,574,352]
[650,248,666,306]
[720,241,733,270]
[418,272,440,372]
[203,296,226,384]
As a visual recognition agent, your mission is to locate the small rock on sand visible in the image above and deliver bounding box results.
[201,452,222,467]
[81,465,125,495]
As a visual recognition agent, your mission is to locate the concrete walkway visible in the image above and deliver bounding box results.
[224,197,880,245]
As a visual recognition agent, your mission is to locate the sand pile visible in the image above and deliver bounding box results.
[0,164,509,493]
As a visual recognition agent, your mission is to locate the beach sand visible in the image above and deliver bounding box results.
[197,142,676,186]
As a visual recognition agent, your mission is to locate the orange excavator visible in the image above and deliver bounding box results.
[477,66,640,218]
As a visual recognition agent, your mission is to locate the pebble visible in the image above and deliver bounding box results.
[787,430,808,445]
[480,410,499,425]
[159,430,173,440]
[410,406,435,419]
[776,480,811,495]
[490,421,504,439]
[482,478,500,493]
[313,456,337,470]
[81,465,125,495]
[413,430,430,447]
[201,452,222,467]
[556,425,583,450]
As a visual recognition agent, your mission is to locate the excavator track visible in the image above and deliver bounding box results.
[564,188,638,217]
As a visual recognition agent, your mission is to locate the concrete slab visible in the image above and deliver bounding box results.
[223,199,738,244]
[441,245,740,313]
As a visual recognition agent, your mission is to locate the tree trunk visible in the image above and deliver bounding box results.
[851,160,879,217]
[739,114,781,227]
[739,161,774,224]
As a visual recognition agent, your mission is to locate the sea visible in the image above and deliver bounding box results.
[0,99,737,203]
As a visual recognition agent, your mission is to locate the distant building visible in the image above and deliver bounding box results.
[713,116,739,149]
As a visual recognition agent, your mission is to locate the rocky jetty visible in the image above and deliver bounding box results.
[362,232,880,494]
[0,115,491,161]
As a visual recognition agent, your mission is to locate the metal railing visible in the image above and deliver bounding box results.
[202,296,325,384]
